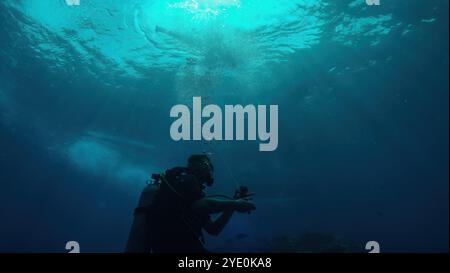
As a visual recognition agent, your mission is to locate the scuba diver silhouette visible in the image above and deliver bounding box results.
[125,154,255,253]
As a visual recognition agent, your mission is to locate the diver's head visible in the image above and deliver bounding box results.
[187,154,214,187]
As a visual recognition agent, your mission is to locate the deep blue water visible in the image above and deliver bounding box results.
[0,0,448,253]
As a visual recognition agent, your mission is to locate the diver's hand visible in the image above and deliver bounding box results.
[233,199,256,213]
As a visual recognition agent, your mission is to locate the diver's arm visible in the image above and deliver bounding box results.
[191,198,255,215]
[203,210,234,236]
